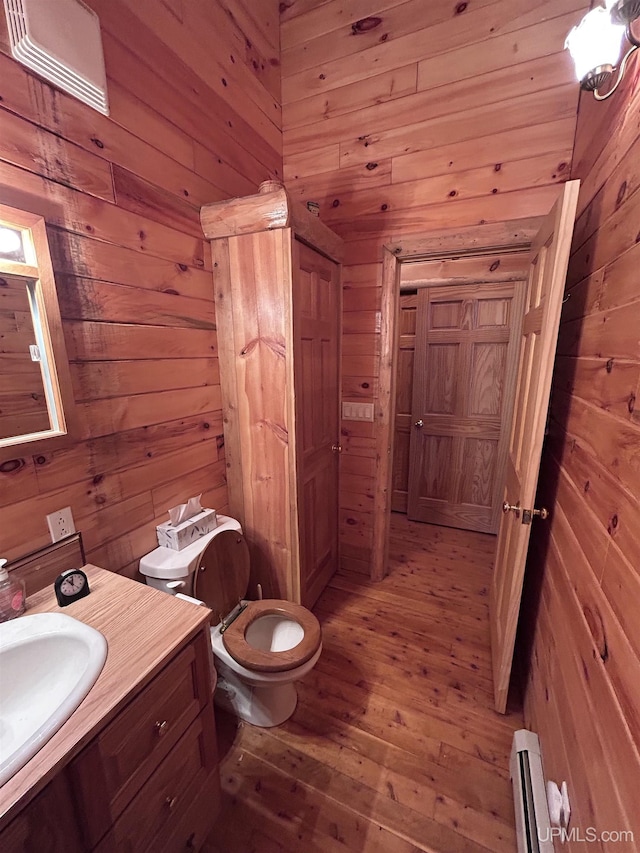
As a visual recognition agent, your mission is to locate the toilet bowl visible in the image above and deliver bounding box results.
[139,515,322,727]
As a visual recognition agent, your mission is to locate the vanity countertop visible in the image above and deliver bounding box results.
[0,565,212,831]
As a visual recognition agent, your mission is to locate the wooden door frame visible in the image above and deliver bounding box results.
[371,218,543,583]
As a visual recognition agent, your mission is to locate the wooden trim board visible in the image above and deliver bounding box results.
[200,183,344,263]
[7,534,85,597]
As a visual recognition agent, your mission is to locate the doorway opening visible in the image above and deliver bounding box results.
[370,183,580,712]
[370,219,539,584]
[391,250,528,534]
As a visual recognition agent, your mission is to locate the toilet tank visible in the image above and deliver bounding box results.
[139,514,242,594]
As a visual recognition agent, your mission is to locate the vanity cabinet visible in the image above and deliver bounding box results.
[0,773,84,852]
[201,181,344,608]
[71,629,218,851]
[0,568,220,853]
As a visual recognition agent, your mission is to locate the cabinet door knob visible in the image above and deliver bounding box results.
[155,719,168,736]
[414,419,424,428]
[331,443,342,453]
[165,795,178,811]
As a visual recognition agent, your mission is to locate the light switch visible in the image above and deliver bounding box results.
[342,401,374,422]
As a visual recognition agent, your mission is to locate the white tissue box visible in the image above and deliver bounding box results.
[156,508,217,551]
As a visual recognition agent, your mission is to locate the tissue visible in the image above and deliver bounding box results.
[156,494,217,551]
[169,494,203,526]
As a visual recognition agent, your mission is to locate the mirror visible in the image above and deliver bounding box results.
[0,203,76,459]
[0,272,50,440]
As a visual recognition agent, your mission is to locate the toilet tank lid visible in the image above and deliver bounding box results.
[139,515,242,579]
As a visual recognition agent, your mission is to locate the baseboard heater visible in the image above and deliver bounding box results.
[511,730,554,853]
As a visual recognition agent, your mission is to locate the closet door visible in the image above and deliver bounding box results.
[293,239,341,608]
[407,281,524,533]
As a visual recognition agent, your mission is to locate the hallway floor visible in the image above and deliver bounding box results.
[205,516,522,853]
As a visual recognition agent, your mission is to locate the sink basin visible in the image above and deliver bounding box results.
[0,612,107,786]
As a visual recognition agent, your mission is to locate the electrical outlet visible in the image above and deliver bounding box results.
[46,506,76,543]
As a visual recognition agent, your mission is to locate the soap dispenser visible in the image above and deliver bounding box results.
[0,559,26,621]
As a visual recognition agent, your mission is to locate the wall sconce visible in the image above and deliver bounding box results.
[0,225,26,262]
[566,0,640,99]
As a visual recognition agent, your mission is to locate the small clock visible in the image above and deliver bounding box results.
[54,568,91,607]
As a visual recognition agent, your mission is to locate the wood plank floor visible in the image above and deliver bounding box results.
[205,515,522,853]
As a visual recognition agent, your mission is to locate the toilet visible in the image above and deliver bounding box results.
[139,515,322,727]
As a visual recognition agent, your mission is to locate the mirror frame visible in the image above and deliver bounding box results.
[0,203,77,461]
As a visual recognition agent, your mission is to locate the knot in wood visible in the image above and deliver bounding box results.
[351,16,382,34]
[0,458,24,474]
[583,605,608,661]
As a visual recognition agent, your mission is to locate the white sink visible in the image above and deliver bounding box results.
[0,613,107,786]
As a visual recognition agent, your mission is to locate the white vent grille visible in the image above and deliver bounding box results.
[3,0,109,115]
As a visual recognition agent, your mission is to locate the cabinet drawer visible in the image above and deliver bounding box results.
[71,630,211,846]
[95,705,218,853]
[157,768,220,853]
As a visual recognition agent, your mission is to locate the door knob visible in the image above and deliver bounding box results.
[522,506,550,524]
[502,501,521,518]
[414,420,424,428]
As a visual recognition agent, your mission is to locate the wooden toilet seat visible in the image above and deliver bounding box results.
[193,530,321,673]
[222,599,322,673]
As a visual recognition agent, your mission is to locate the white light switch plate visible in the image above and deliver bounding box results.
[342,401,374,422]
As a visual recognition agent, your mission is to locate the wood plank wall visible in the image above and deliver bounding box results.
[0,0,281,576]
[520,57,640,849]
[280,0,589,574]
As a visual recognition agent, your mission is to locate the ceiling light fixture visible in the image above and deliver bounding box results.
[566,0,640,99]
[0,224,25,260]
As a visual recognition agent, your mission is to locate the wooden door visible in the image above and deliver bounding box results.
[293,239,340,608]
[407,280,524,533]
[490,180,580,713]
[391,291,418,512]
